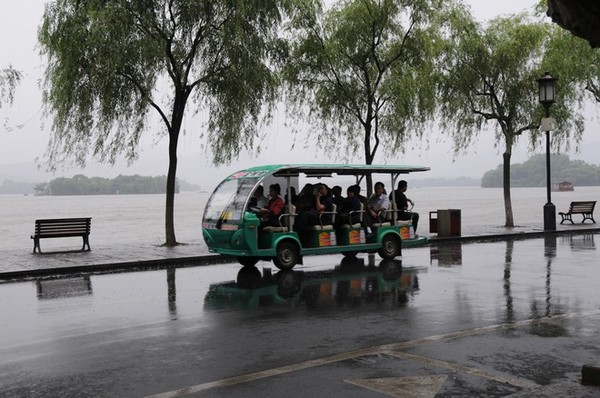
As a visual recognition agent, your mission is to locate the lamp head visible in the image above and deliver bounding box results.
[537,71,557,108]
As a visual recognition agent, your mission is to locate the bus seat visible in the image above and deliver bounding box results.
[340,203,364,228]
[262,204,296,233]
[309,204,337,231]
[372,205,391,227]
[390,202,412,226]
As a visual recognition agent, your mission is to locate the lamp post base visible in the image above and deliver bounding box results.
[544,203,556,231]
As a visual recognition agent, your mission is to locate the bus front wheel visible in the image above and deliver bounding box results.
[273,241,299,270]
[238,256,259,267]
[378,234,401,259]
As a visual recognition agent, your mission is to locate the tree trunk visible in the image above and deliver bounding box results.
[364,124,374,197]
[502,151,514,227]
[165,131,178,246]
[163,87,190,247]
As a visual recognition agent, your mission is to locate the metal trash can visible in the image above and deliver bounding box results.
[436,209,461,236]
[429,211,438,233]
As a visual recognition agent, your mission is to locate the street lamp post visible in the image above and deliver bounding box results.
[537,72,557,231]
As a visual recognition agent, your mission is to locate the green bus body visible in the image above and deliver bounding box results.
[202,164,429,270]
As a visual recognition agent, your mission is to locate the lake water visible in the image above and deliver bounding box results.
[2,186,599,253]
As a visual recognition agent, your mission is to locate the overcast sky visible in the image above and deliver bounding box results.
[2,0,598,188]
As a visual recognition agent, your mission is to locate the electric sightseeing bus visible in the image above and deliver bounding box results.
[202,164,429,270]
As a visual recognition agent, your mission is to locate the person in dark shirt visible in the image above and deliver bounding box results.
[390,180,419,233]
[295,183,315,212]
[336,185,362,227]
[331,185,344,211]
[296,183,333,228]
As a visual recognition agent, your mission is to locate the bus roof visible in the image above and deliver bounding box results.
[229,164,430,179]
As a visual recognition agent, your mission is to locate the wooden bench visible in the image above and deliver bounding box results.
[558,201,596,224]
[31,218,92,253]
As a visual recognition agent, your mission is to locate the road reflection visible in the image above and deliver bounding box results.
[430,241,463,266]
[203,257,422,311]
[36,275,92,300]
[564,232,595,251]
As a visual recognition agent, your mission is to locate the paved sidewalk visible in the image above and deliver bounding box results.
[2,222,598,280]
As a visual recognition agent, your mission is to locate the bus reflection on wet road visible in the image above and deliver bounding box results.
[204,257,422,311]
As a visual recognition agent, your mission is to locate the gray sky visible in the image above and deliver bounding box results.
[1,0,598,189]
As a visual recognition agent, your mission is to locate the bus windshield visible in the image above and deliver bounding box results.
[203,177,258,226]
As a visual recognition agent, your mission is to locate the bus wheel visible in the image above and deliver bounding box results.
[342,251,358,257]
[274,241,298,270]
[378,234,401,259]
[238,256,259,267]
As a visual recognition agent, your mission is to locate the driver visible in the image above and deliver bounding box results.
[390,180,419,234]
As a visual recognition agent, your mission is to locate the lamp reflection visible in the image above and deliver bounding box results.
[528,234,568,337]
[203,258,421,311]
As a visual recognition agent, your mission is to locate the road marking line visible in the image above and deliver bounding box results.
[345,375,448,398]
[145,310,600,398]
[386,351,537,389]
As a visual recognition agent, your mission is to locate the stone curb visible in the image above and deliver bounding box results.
[0,254,235,282]
[2,227,599,283]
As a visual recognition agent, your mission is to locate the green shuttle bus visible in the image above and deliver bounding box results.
[202,164,429,270]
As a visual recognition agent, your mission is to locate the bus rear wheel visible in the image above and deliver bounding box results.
[378,234,401,259]
[273,241,299,270]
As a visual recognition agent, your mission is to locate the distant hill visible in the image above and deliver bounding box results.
[481,154,600,187]
[1,174,202,195]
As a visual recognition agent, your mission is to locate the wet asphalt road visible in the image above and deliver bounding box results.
[1,234,600,397]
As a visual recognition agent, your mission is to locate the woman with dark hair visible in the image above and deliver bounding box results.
[258,183,285,227]
[295,183,333,229]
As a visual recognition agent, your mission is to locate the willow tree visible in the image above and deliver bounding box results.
[283,0,457,194]
[438,15,586,227]
[0,66,21,109]
[542,23,600,105]
[39,0,296,246]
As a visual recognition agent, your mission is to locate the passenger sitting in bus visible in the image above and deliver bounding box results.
[364,181,389,235]
[336,185,361,227]
[295,183,315,212]
[285,186,298,205]
[353,184,368,208]
[257,183,285,227]
[390,180,419,233]
[250,185,268,208]
[331,185,344,210]
[296,183,333,229]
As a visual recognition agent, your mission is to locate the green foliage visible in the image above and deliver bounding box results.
[38,174,180,196]
[437,13,589,226]
[283,0,457,164]
[0,66,22,109]
[439,14,589,154]
[39,0,291,168]
[38,0,299,244]
[481,154,600,187]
